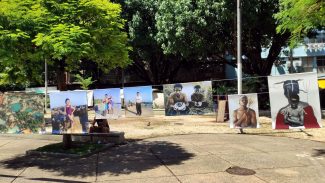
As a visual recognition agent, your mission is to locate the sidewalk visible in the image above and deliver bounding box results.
[1,133,325,183]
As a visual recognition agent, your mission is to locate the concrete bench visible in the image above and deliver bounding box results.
[72,131,125,145]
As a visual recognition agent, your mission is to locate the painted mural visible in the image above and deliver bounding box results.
[0,92,44,134]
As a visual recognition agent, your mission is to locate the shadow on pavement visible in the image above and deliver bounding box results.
[27,178,88,183]
[312,149,325,157]
[0,174,20,178]
[0,140,194,178]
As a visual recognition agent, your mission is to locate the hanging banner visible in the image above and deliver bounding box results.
[0,92,44,134]
[123,86,153,117]
[268,72,321,129]
[93,88,121,119]
[163,81,213,116]
[228,93,259,128]
[49,91,89,134]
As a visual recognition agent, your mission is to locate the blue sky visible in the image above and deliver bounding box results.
[49,91,88,108]
[93,88,121,104]
[124,86,152,103]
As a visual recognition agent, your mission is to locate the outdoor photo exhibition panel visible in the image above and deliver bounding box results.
[25,86,58,94]
[75,90,94,107]
[93,88,121,119]
[0,92,44,134]
[228,93,260,128]
[163,81,214,116]
[124,86,154,117]
[49,91,89,134]
[268,72,322,129]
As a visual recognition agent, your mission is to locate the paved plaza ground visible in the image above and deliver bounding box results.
[0,133,325,183]
[1,114,325,182]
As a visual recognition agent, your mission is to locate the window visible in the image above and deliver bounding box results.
[302,57,314,72]
[317,56,325,66]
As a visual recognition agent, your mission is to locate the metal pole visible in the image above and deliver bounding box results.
[121,68,125,89]
[237,0,244,134]
[237,0,242,95]
[289,48,293,73]
[121,68,126,116]
[45,58,48,113]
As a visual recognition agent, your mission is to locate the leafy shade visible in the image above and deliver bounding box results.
[275,0,325,47]
[0,0,130,86]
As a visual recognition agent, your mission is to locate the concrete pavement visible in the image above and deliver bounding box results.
[0,134,325,183]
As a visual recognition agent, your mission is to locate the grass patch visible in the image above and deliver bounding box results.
[35,142,104,156]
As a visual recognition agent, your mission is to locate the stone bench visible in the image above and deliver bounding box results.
[72,131,125,145]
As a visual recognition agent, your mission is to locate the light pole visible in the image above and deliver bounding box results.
[44,58,48,113]
[237,0,242,95]
[237,0,244,134]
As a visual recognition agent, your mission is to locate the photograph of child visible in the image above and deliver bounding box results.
[124,86,153,117]
[163,81,213,116]
[49,91,89,134]
[93,88,121,119]
[228,93,259,128]
[268,72,321,129]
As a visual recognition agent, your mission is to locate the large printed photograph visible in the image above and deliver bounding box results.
[124,86,153,117]
[268,72,321,129]
[93,88,121,119]
[228,93,259,128]
[163,81,213,116]
[0,92,44,134]
[49,91,89,134]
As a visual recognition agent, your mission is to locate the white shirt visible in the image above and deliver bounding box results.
[136,95,142,103]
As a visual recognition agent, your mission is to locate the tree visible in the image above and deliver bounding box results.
[119,0,185,84]
[0,0,131,89]
[155,0,290,76]
[275,0,325,47]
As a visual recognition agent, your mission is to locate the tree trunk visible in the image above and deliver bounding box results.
[62,134,72,149]
[56,61,67,91]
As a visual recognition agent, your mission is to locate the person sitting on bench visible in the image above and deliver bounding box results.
[89,118,110,133]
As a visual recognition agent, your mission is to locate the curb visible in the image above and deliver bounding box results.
[26,143,115,158]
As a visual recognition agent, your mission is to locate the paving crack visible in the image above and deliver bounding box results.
[11,167,27,183]
[149,148,182,183]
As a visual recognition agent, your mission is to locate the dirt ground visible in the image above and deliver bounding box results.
[101,110,325,143]
[46,109,325,142]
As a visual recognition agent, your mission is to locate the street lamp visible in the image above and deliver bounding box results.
[44,58,48,113]
[237,0,242,95]
[237,0,244,134]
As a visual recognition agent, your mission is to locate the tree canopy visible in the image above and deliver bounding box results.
[119,0,186,84]
[0,0,130,87]
[275,0,325,47]
[128,0,289,76]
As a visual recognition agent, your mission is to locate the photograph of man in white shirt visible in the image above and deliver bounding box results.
[135,92,142,115]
